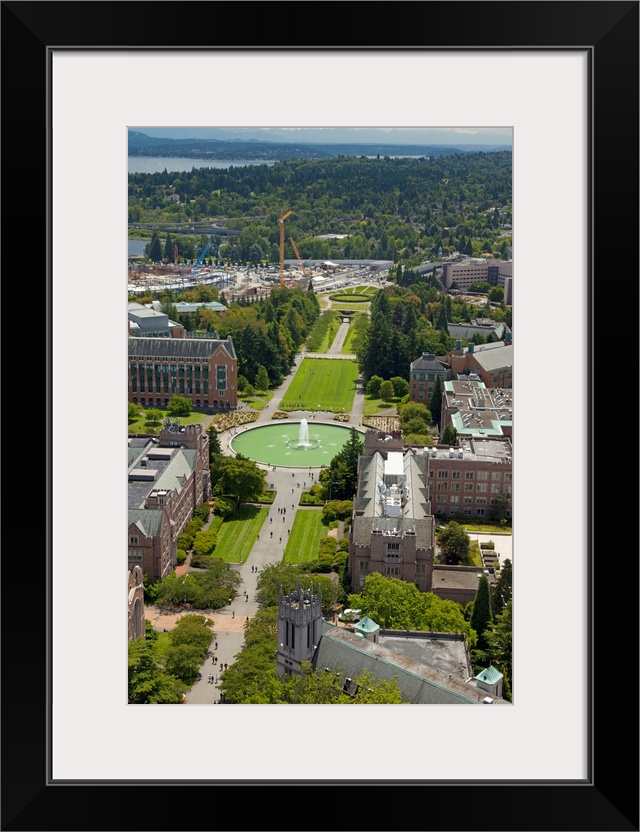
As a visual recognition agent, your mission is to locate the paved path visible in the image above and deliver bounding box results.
[152,339,367,704]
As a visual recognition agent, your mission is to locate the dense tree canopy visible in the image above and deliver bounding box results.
[348,573,476,645]
[129,153,512,269]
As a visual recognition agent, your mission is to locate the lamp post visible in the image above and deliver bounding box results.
[328,482,338,501]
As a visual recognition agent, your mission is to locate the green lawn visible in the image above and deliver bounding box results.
[128,408,206,434]
[330,302,370,312]
[283,509,328,564]
[213,505,268,563]
[363,393,401,415]
[238,390,274,411]
[280,358,359,412]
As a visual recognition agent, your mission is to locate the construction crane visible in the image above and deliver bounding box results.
[191,233,214,275]
[290,237,311,278]
[278,210,293,284]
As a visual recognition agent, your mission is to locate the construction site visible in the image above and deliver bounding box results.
[127,209,391,298]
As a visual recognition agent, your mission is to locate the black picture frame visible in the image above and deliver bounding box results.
[2,2,638,830]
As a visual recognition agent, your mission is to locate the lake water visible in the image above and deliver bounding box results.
[128,157,276,174]
[128,239,148,256]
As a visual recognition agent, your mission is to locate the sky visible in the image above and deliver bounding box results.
[130,127,512,146]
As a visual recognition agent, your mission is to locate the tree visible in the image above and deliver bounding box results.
[492,558,512,615]
[470,573,493,650]
[212,457,265,503]
[281,663,405,704]
[399,401,433,428]
[156,572,199,607]
[128,402,140,422]
[207,425,221,460]
[486,599,512,700]
[164,233,174,263]
[390,376,409,398]
[488,286,504,303]
[145,408,162,425]
[428,376,443,427]
[437,521,471,565]
[256,562,312,608]
[166,395,192,417]
[489,490,511,524]
[254,365,270,391]
[441,423,458,446]
[379,379,395,402]
[347,573,474,642]
[365,374,384,398]
[319,428,363,501]
[128,638,186,704]
[147,232,162,263]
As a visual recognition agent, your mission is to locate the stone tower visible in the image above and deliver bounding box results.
[276,583,323,677]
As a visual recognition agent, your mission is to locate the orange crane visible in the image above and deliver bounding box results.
[290,237,311,278]
[278,209,293,284]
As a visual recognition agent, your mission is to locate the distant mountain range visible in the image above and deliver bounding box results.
[128,130,511,161]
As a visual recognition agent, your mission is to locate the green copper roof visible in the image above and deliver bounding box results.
[475,665,503,684]
[354,615,379,633]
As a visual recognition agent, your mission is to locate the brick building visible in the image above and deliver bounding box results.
[440,339,513,389]
[409,352,450,403]
[348,433,435,593]
[127,335,237,410]
[426,437,512,520]
[128,421,211,580]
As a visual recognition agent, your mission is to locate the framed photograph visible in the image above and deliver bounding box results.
[3,2,637,830]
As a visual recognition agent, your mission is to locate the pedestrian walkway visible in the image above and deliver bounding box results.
[158,342,368,703]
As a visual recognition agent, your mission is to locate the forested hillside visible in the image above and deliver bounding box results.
[129,153,512,268]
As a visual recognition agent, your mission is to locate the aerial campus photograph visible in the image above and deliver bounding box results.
[127,126,514,706]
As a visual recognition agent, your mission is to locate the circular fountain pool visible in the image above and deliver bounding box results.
[229,420,361,468]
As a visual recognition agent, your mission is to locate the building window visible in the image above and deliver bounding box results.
[476,497,487,505]
[464,497,473,504]
[464,483,473,492]
[477,471,488,481]
[451,482,460,492]
[450,508,459,515]
[492,472,502,481]
[491,484,501,493]
[438,470,449,479]
[451,471,461,480]
[476,484,488,493]
[505,473,512,482]
[129,535,139,545]
[463,508,472,515]
[503,484,512,494]
[359,561,369,572]
[437,482,448,492]
[465,472,474,480]
[436,495,447,503]
[385,566,400,576]
[476,508,485,516]
[450,496,459,503]
[128,550,142,560]
[415,563,425,575]
[387,543,400,551]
